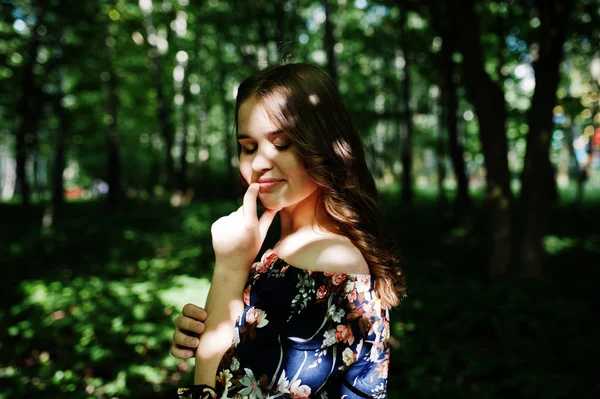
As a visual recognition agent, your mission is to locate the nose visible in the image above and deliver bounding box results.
[251,147,273,172]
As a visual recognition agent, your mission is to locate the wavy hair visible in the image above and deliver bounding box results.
[234,63,405,308]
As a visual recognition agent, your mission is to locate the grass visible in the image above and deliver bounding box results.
[1,183,599,398]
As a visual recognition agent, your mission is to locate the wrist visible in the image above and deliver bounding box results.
[213,258,252,274]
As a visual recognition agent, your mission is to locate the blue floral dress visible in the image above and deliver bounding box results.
[177,249,391,399]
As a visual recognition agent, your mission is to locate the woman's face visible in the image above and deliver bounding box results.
[237,95,318,210]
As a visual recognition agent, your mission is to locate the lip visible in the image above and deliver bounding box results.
[257,179,285,193]
[257,178,285,183]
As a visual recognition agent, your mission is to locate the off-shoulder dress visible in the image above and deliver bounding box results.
[177,249,391,399]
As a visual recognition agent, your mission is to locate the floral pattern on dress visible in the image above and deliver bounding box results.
[195,249,391,398]
[176,385,217,399]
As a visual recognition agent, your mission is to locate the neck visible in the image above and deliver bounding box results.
[278,190,336,240]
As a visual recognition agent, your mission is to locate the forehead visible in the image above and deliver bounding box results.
[237,96,279,138]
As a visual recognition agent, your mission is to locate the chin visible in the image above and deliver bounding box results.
[259,197,285,210]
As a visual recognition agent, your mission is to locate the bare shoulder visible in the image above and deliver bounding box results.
[282,235,370,275]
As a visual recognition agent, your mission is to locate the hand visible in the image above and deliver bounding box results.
[170,303,208,359]
[210,182,280,269]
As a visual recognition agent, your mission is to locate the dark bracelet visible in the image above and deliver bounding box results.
[176,385,217,399]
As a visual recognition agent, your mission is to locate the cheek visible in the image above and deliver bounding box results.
[289,157,308,177]
[286,160,317,190]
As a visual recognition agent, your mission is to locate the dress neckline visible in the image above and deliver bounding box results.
[261,248,371,278]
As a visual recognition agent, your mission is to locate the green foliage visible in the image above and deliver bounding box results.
[2,0,598,199]
[0,196,227,397]
[2,0,600,396]
[1,184,600,397]
[378,186,600,399]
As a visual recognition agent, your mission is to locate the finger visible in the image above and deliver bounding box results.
[175,314,206,334]
[182,303,208,321]
[173,329,200,348]
[243,183,260,221]
[258,208,280,240]
[170,344,195,359]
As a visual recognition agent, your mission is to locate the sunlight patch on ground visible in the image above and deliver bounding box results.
[544,235,576,254]
[158,275,211,310]
[544,234,600,255]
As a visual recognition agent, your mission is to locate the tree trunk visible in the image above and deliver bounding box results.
[51,74,69,209]
[178,63,191,192]
[285,0,302,60]
[32,135,41,201]
[321,0,338,86]
[256,0,271,66]
[517,0,574,278]
[441,36,471,222]
[101,16,122,207]
[106,66,121,207]
[15,18,43,206]
[435,92,447,206]
[189,29,204,189]
[216,34,235,181]
[140,7,176,190]
[427,0,472,221]
[399,10,414,204]
[51,112,65,209]
[451,0,513,279]
[273,0,287,61]
[153,56,176,190]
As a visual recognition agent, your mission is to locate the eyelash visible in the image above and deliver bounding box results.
[241,143,291,155]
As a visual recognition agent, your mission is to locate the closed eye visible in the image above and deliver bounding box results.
[240,142,291,155]
[274,143,291,151]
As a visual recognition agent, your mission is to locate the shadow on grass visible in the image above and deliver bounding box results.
[0,190,599,398]
[381,194,600,399]
[0,198,232,398]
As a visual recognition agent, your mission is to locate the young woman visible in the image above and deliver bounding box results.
[171,63,405,399]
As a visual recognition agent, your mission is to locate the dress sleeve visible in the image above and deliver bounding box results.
[316,273,391,399]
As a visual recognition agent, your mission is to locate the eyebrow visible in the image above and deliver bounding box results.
[237,129,284,140]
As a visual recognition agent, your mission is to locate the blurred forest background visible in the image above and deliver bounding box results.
[1,0,600,397]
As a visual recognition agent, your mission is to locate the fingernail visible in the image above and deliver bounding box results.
[196,324,204,333]
[186,351,194,357]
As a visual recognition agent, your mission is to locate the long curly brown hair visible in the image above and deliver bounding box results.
[234,63,405,308]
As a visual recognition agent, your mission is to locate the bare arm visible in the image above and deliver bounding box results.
[192,183,279,387]
[193,264,247,385]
